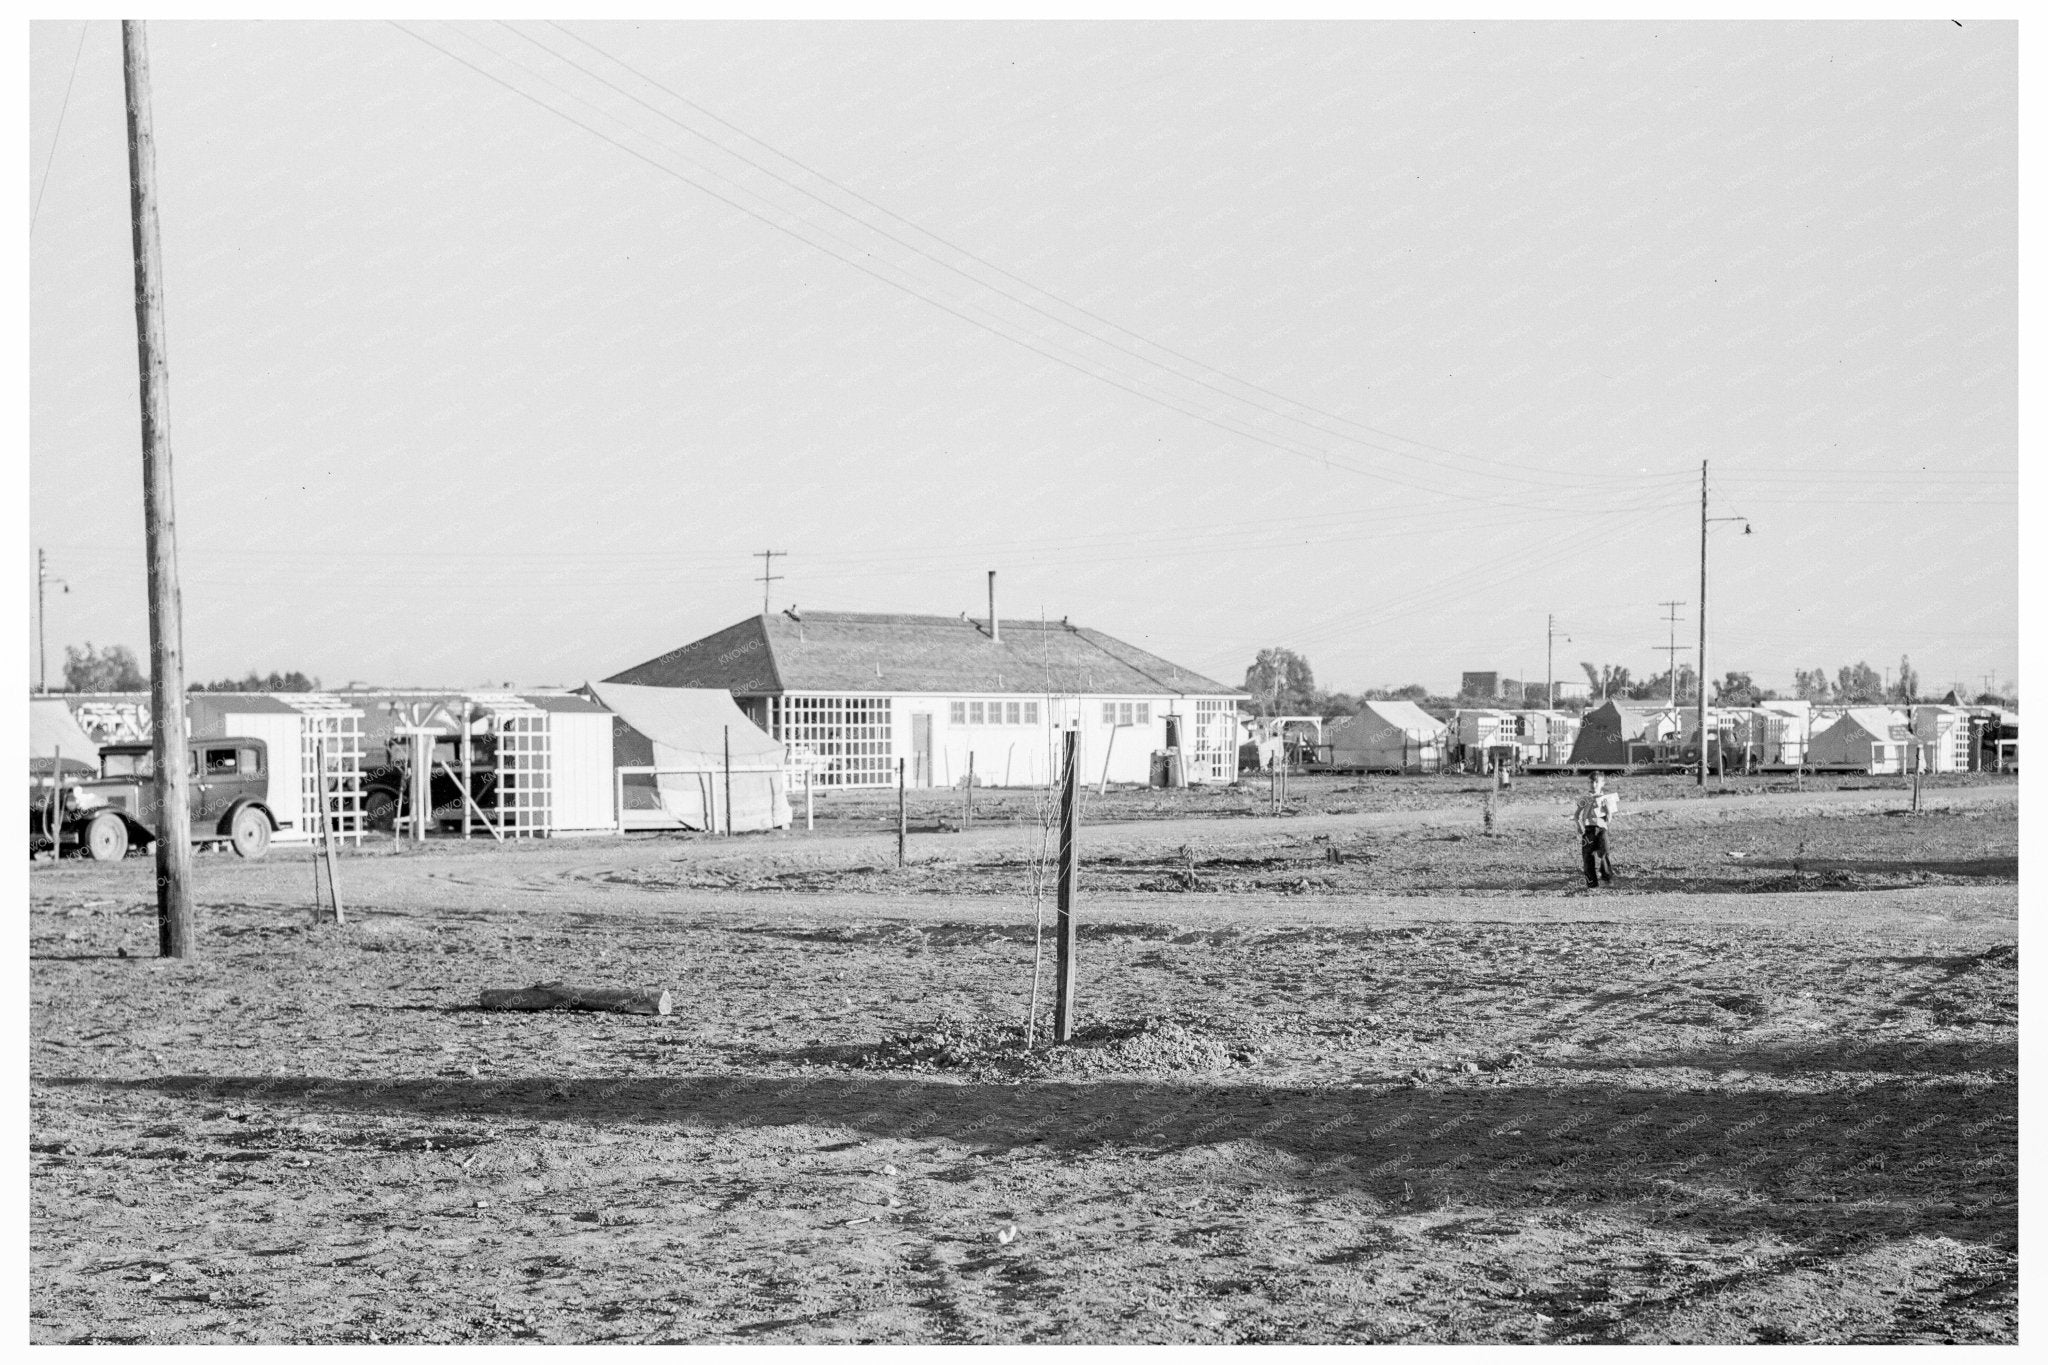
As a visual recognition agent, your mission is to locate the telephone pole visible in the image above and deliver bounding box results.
[1546,615,1569,709]
[1697,461,1751,787]
[37,549,68,694]
[756,549,784,615]
[1658,600,1687,707]
[123,20,196,957]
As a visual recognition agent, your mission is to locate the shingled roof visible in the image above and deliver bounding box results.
[604,612,1240,698]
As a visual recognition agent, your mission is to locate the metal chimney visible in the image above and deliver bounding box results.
[987,571,999,643]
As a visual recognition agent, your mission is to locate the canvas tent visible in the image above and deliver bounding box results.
[1807,708,1909,773]
[1319,701,1447,772]
[30,698,102,778]
[592,682,791,832]
[1566,702,1678,767]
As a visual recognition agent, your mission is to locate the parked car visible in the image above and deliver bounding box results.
[31,738,277,861]
[362,732,502,832]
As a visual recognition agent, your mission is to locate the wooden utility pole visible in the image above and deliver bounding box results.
[896,757,907,866]
[756,550,784,615]
[1053,729,1080,1042]
[964,752,974,830]
[1697,461,1709,789]
[722,725,733,837]
[37,549,68,695]
[123,21,195,957]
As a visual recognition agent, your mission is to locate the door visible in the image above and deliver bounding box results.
[911,714,933,788]
[195,745,246,827]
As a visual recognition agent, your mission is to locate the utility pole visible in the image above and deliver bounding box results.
[755,549,784,615]
[123,20,196,957]
[1697,461,1750,788]
[1658,601,1687,707]
[37,548,69,695]
[1546,615,1569,709]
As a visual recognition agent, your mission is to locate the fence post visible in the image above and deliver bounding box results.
[897,757,907,866]
[1054,729,1081,1042]
[965,751,974,831]
[723,726,733,837]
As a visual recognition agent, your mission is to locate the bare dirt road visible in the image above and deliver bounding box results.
[30,778,2016,1343]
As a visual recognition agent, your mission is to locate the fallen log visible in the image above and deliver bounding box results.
[477,982,672,1016]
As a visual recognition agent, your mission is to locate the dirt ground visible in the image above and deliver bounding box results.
[29,776,2017,1343]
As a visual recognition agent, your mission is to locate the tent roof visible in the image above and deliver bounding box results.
[590,682,784,768]
[30,698,101,762]
[605,611,1241,698]
[1342,700,1447,734]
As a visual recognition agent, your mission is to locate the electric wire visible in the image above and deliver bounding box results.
[31,22,89,234]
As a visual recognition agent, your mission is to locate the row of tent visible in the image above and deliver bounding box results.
[1298,697,2019,774]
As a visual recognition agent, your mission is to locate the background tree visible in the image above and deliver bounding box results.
[63,643,146,692]
[1792,668,1833,702]
[1627,664,1699,704]
[1835,661,1885,705]
[1712,671,1766,706]
[1243,648,1317,715]
[191,669,320,693]
[1580,662,1631,700]
[1892,654,1919,705]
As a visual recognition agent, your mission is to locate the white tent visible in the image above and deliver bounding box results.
[29,698,101,777]
[591,682,791,832]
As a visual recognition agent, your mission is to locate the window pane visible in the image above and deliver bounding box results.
[969,702,984,725]
[1024,702,1039,724]
[950,701,965,724]
[1006,701,1021,725]
[1135,703,1150,725]
[1102,702,1116,725]
[239,746,263,776]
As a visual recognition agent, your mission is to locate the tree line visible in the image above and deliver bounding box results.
[1244,646,2012,716]
[58,642,319,694]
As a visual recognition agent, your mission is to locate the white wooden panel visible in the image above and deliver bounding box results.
[550,714,616,832]
[223,712,303,830]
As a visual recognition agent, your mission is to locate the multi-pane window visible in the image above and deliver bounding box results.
[1135,702,1150,725]
[766,696,895,787]
[953,699,1043,726]
[1102,702,1118,725]
[1101,701,1151,726]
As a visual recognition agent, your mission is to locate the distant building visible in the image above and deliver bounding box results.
[605,610,1245,788]
[1460,671,1500,700]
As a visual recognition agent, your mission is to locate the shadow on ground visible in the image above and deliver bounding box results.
[60,1057,2015,1255]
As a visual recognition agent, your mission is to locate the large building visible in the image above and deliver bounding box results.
[604,610,1245,788]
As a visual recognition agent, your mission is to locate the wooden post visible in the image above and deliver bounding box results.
[805,767,813,831]
[964,752,974,830]
[124,21,195,958]
[897,757,907,866]
[316,737,344,924]
[723,725,733,837]
[1098,725,1118,796]
[1054,729,1081,1042]
[461,701,473,840]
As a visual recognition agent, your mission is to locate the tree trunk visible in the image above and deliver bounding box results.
[477,982,672,1015]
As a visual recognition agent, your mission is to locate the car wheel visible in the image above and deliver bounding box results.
[364,788,399,832]
[84,811,130,862]
[229,806,272,859]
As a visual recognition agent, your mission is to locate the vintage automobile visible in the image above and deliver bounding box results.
[362,731,502,832]
[30,738,277,862]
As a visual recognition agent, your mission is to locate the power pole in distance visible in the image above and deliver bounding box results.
[37,548,69,695]
[1658,600,1687,707]
[1546,615,1570,709]
[123,20,196,957]
[756,549,784,615]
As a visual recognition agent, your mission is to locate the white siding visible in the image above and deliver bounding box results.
[548,712,616,832]
[221,711,305,832]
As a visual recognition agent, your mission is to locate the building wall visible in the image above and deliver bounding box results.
[753,691,1239,788]
[549,712,618,832]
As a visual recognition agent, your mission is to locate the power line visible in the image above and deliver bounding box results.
[523,20,1615,493]
[31,22,90,234]
[394,22,1699,515]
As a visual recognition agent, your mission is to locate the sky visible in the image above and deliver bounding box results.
[26,20,2018,699]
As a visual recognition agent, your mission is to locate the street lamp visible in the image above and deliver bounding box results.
[1697,460,1752,787]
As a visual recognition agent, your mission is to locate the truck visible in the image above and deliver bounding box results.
[30,737,278,862]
